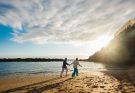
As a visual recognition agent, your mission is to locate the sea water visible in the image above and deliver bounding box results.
[0,61,106,76]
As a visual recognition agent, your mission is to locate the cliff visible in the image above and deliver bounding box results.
[87,18,135,65]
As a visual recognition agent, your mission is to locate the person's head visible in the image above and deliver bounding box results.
[76,58,78,61]
[65,58,67,61]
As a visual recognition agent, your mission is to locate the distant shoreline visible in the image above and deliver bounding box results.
[0,58,63,62]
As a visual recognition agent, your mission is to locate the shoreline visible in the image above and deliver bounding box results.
[0,68,132,77]
[0,70,135,93]
[0,71,58,77]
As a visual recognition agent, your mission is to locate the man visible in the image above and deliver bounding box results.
[60,58,70,77]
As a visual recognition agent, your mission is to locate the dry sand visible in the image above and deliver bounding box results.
[0,70,135,93]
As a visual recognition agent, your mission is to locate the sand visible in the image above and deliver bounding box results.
[0,70,135,93]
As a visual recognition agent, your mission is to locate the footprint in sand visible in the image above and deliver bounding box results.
[32,87,37,89]
[75,85,80,87]
[118,85,123,90]
[25,87,31,90]
[104,82,108,84]
[58,89,66,93]
[100,86,105,88]
[78,91,85,93]
[92,85,98,88]
[70,83,73,85]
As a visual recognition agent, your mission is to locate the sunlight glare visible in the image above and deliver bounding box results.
[89,35,113,54]
[96,35,113,48]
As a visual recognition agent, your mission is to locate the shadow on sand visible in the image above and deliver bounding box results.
[104,64,135,84]
[2,77,72,93]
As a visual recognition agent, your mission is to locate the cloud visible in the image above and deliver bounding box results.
[0,0,135,44]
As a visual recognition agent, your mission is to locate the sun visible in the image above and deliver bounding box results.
[95,35,113,48]
[83,35,113,56]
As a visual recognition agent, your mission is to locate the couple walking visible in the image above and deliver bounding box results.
[60,58,82,77]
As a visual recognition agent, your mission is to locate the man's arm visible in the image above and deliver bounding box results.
[66,62,70,65]
[70,61,74,65]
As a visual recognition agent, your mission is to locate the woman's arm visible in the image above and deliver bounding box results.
[78,62,82,67]
[70,61,74,65]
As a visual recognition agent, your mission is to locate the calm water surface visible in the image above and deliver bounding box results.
[0,61,106,75]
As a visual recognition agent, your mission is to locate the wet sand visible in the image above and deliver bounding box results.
[0,70,135,93]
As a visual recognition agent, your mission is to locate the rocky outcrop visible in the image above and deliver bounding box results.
[87,18,135,65]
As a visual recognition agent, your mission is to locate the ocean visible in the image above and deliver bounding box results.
[0,61,106,76]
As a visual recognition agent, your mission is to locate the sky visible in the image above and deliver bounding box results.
[0,0,135,59]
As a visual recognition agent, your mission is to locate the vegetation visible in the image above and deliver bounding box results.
[0,58,63,62]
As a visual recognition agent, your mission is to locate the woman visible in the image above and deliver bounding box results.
[70,58,82,77]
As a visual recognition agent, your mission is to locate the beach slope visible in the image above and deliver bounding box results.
[0,71,135,93]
